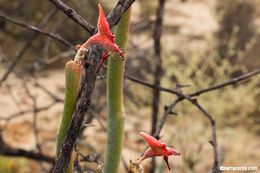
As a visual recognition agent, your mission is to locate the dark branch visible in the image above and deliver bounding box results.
[125,74,181,95]
[189,68,260,97]
[107,0,135,28]
[154,98,182,138]
[189,100,219,172]
[0,13,75,50]
[149,0,166,171]
[154,68,260,136]
[126,68,260,140]
[126,68,260,99]
[51,45,102,173]
[150,0,165,135]
[48,0,96,35]
[48,0,135,35]
[0,136,55,164]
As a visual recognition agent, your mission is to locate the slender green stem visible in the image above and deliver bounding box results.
[103,8,131,173]
[56,61,82,172]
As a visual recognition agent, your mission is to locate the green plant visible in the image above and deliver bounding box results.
[55,48,85,172]
[103,8,131,173]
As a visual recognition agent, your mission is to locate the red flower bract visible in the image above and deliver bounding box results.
[136,132,181,171]
[77,3,124,71]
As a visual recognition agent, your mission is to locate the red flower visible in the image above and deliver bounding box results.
[76,3,124,70]
[136,132,180,171]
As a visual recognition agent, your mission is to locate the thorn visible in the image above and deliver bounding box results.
[176,83,191,89]
[164,106,178,115]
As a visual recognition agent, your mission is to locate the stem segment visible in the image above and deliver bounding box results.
[103,8,131,173]
[56,60,82,172]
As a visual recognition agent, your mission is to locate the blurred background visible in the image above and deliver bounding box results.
[0,0,259,172]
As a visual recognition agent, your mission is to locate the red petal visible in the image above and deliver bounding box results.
[97,3,114,41]
[140,132,166,149]
[163,156,171,170]
[80,3,124,60]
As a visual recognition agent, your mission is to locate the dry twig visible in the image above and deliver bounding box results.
[0,8,59,87]
[0,13,75,50]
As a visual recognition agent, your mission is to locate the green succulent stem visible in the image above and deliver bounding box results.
[103,8,131,173]
[56,60,82,172]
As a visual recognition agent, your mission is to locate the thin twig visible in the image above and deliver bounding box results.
[125,74,181,96]
[0,13,75,50]
[48,0,135,35]
[22,82,42,152]
[154,97,182,138]
[150,0,165,135]
[22,82,50,172]
[43,18,65,59]
[126,68,260,99]
[190,100,219,172]
[153,69,260,172]
[0,101,60,122]
[127,67,260,170]
[189,68,260,97]
[48,0,96,35]
[126,69,260,138]
[149,0,166,172]
[0,8,58,87]
[5,83,22,111]
[13,71,64,103]
[0,135,55,164]
[33,80,63,102]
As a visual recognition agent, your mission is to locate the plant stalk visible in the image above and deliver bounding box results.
[103,8,131,173]
[56,60,82,172]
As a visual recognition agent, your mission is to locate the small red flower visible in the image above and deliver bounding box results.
[77,3,124,71]
[136,132,181,171]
